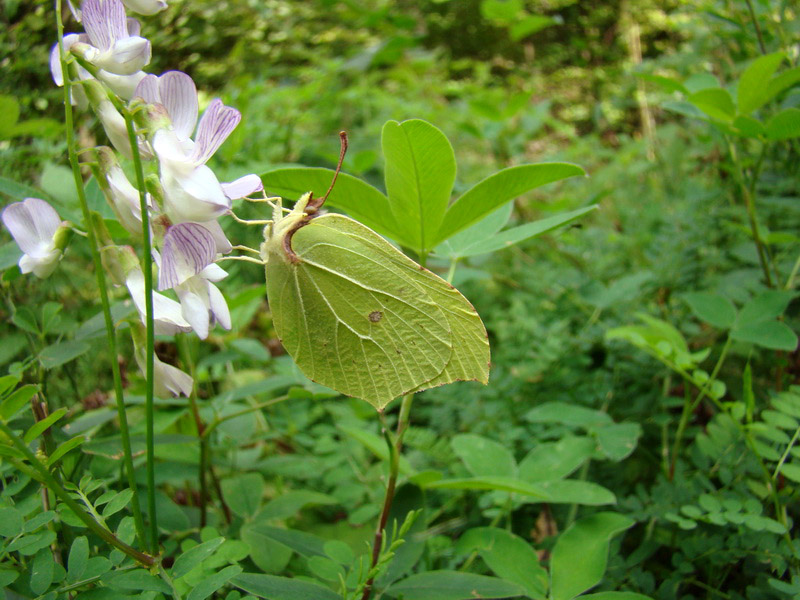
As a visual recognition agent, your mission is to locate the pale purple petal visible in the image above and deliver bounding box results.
[162,164,231,223]
[2,199,61,256]
[154,129,194,171]
[222,174,263,200]
[94,36,151,75]
[191,100,241,165]
[123,0,168,15]
[125,17,142,36]
[207,282,231,330]
[200,263,228,283]
[50,34,81,86]
[134,346,193,398]
[159,71,198,140]
[134,73,159,103]
[98,70,147,100]
[82,0,127,51]
[98,101,133,158]
[178,290,210,339]
[196,220,232,255]
[159,223,216,290]
[126,268,192,334]
[155,358,193,397]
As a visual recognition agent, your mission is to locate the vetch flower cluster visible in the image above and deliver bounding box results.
[3,0,264,397]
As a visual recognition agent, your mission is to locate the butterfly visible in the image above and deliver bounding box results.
[260,134,489,410]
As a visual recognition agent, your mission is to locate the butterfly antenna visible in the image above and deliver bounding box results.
[307,131,348,213]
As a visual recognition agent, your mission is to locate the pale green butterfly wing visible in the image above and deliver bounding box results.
[319,215,490,391]
[266,213,453,409]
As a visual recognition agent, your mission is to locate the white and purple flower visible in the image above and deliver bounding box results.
[2,198,69,278]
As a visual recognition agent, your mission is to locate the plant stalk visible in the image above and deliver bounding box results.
[0,421,155,566]
[360,392,414,600]
[122,104,158,554]
[55,0,147,551]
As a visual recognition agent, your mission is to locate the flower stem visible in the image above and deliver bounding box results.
[0,421,155,566]
[360,392,414,600]
[122,105,158,554]
[55,0,147,552]
[669,335,732,479]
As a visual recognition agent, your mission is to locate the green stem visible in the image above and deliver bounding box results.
[773,425,800,481]
[122,104,158,554]
[361,392,415,600]
[727,139,773,287]
[785,252,800,290]
[55,0,147,552]
[744,0,767,54]
[177,336,208,527]
[446,259,458,284]
[670,335,732,478]
[0,421,155,566]
[200,395,290,440]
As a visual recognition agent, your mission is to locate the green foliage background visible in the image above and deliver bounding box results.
[0,0,798,599]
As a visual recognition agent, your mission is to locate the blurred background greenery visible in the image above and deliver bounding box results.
[1,0,798,597]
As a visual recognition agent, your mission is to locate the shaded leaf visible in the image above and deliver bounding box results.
[550,513,634,600]
[435,163,585,244]
[385,570,525,600]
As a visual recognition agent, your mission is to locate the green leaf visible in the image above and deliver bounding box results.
[67,536,89,583]
[637,73,688,94]
[24,407,67,443]
[595,422,642,461]
[435,163,585,245]
[221,473,265,518]
[550,512,634,600]
[241,524,293,574]
[687,88,735,122]
[261,167,397,239]
[0,241,22,271]
[534,480,616,505]
[736,290,797,327]
[0,384,38,421]
[385,571,525,600]
[0,96,20,139]
[731,321,797,351]
[264,211,488,409]
[102,569,171,593]
[187,565,243,600]
[683,292,737,329]
[435,202,513,259]
[738,52,786,114]
[777,462,800,483]
[48,435,87,467]
[732,115,765,137]
[29,547,55,595]
[101,489,134,518]
[0,506,24,537]
[173,537,226,578]
[382,119,456,253]
[39,340,91,369]
[231,573,340,600]
[765,66,800,101]
[441,206,598,258]
[0,176,45,202]
[525,402,612,428]
[244,525,327,558]
[424,476,548,499]
[518,436,595,482]
[455,527,547,599]
[580,593,654,600]
[451,433,517,478]
[425,476,612,504]
[766,108,800,140]
[256,490,338,522]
